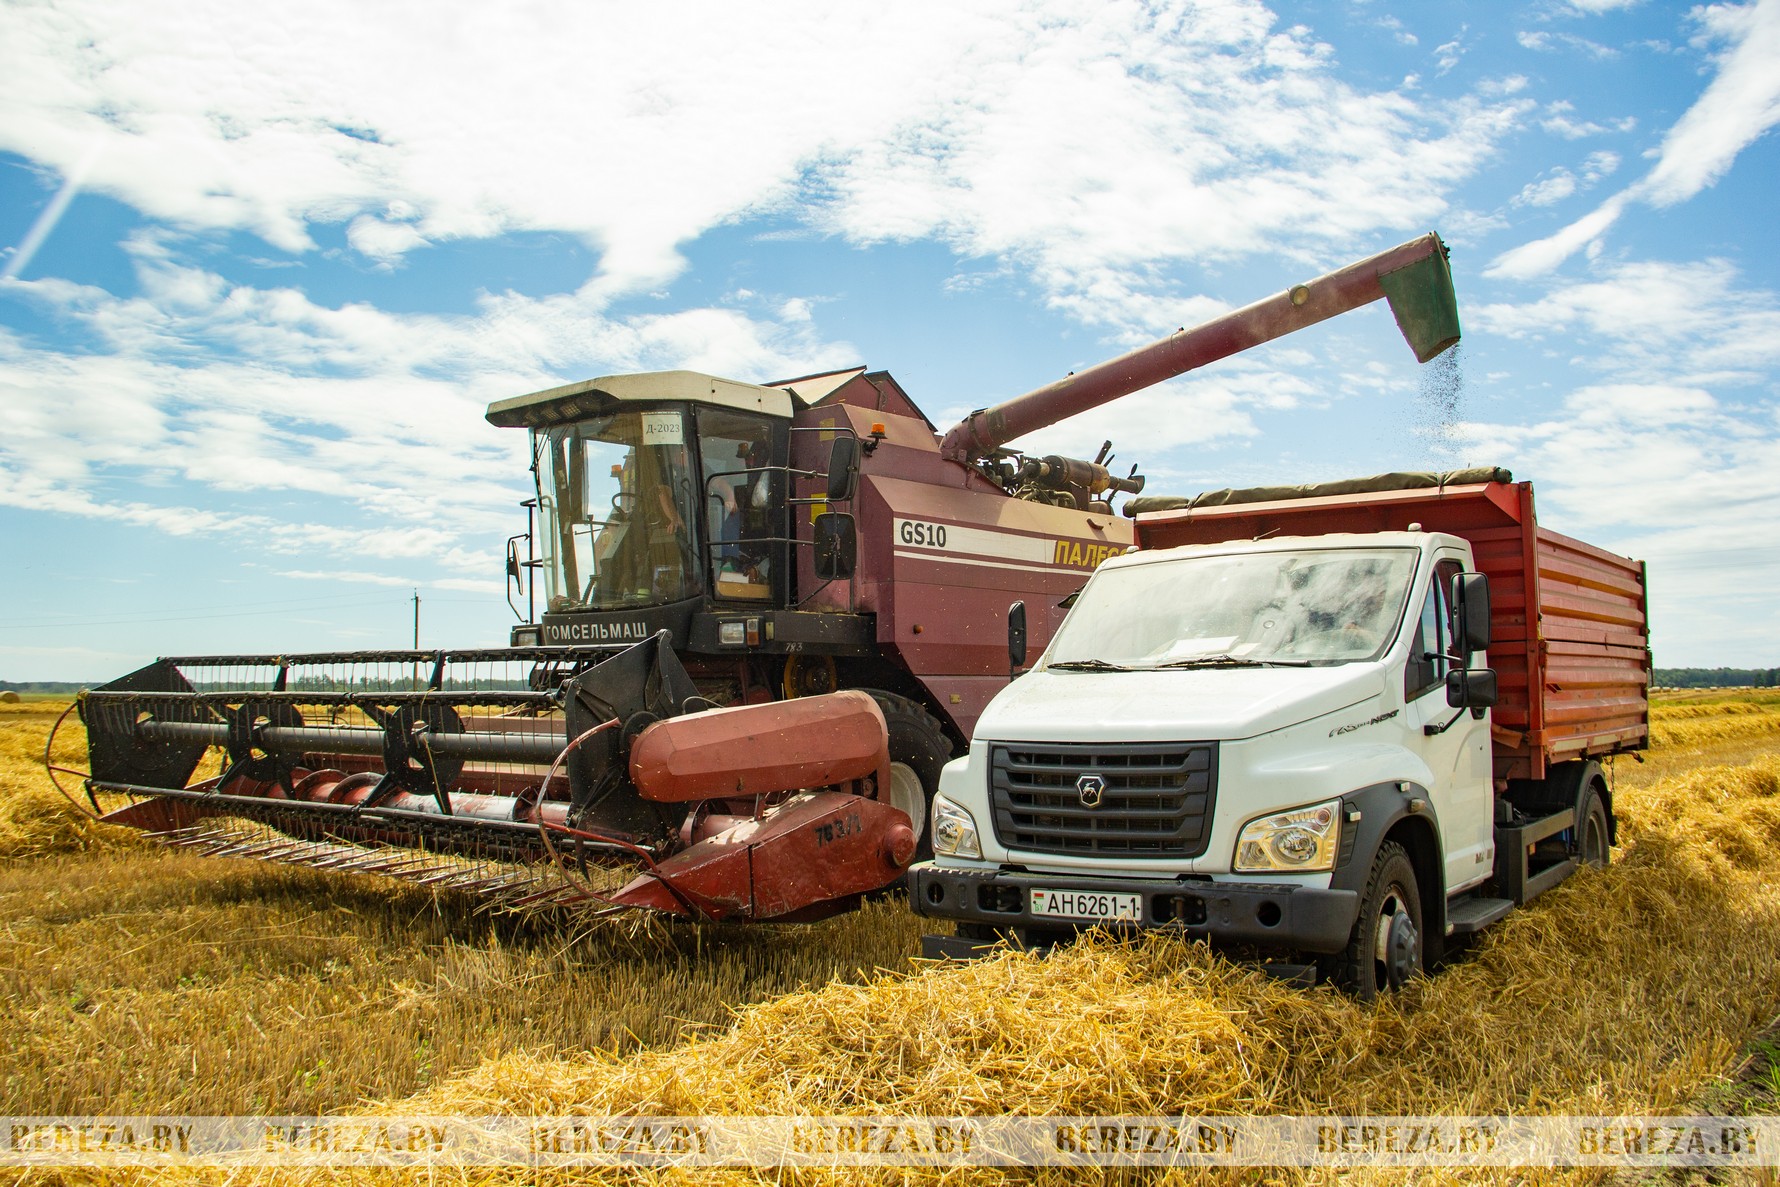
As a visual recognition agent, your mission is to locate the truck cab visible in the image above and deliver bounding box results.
[909,478,1641,999]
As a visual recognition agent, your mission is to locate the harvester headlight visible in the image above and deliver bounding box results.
[510,626,542,648]
[1234,798,1341,872]
[930,795,982,859]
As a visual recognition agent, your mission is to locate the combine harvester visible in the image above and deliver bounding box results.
[62,234,1461,923]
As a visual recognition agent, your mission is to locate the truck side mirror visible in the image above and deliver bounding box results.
[1454,571,1491,654]
[1446,667,1497,710]
[1008,600,1028,678]
[813,512,857,580]
[826,436,861,503]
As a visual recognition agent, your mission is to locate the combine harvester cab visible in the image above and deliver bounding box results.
[76,635,913,921]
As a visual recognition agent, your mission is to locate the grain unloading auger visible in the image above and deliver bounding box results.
[64,233,1459,923]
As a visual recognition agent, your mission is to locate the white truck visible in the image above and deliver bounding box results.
[908,471,1650,996]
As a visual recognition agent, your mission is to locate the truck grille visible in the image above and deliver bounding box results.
[989,741,1218,857]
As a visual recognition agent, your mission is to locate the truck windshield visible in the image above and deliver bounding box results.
[1044,547,1419,669]
[534,409,702,611]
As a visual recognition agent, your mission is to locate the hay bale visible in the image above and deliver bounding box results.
[0,690,20,704]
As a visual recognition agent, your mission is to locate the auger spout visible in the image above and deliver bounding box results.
[938,232,1459,463]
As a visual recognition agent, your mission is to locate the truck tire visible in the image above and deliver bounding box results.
[1329,840,1423,1000]
[1578,782,1611,868]
[863,690,952,862]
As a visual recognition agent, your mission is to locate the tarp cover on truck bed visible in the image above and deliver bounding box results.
[1123,467,1514,517]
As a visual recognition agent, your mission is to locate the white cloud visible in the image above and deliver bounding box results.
[346,215,428,266]
[1464,258,1780,659]
[1491,0,1780,277]
[1581,149,1621,180]
[0,239,852,578]
[1486,190,1630,279]
[1480,75,1531,96]
[1472,258,1780,382]
[1539,100,1638,139]
[1434,32,1467,73]
[1464,382,1780,664]
[1513,169,1578,206]
[1508,149,1621,208]
[1376,15,1419,45]
[1644,0,1780,205]
[0,0,1528,333]
[1517,29,1620,57]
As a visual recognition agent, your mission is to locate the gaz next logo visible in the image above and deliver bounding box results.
[893,518,1122,574]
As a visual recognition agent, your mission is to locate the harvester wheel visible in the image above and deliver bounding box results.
[782,654,838,699]
[863,690,952,862]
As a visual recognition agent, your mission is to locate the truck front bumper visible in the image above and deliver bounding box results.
[907,864,1361,955]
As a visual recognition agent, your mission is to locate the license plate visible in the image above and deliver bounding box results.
[1030,887,1142,923]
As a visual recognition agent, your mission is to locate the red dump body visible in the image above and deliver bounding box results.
[1134,480,1650,781]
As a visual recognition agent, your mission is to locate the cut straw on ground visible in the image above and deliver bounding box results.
[7,695,1780,1186]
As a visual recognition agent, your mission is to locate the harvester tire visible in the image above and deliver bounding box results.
[864,690,951,862]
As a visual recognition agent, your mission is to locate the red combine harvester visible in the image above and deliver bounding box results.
[67,234,1461,922]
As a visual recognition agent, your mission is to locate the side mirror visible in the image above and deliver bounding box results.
[1446,667,1498,710]
[1007,601,1028,678]
[1453,571,1491,654]
[813,512,857,580]
[826,436,861,503]
[506,538,523,585]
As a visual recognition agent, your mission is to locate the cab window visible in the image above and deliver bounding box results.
[1405,558,1465,701]
[694,408,784,602]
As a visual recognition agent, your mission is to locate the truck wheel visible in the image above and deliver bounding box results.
[1578,783,1611,868]
[1331,841,1422,1000]
[864,690,952,861]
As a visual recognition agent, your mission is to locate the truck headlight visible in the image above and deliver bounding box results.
[930,795,981,859]
[1234,798,1341,872]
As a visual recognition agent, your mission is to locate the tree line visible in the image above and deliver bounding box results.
[1652,668,1780,688]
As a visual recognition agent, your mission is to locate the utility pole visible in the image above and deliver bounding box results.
[411,588,421,690]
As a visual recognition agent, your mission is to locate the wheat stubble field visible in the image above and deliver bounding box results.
[5,690,1780,1184]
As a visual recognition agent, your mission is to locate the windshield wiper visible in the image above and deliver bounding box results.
[1046,659,1136,672]
[1152,654,1313,669]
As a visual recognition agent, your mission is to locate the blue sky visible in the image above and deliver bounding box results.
[1,0,1776,681]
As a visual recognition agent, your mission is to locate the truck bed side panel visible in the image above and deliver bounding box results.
[1528,525,1650,775]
